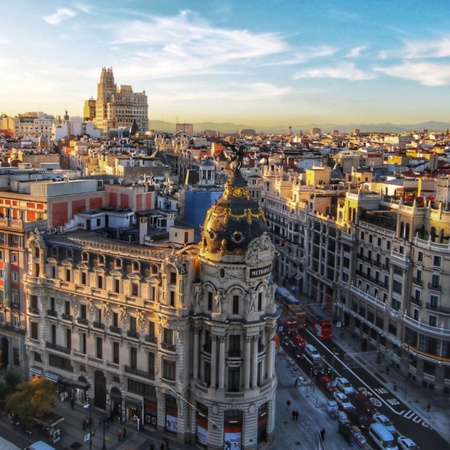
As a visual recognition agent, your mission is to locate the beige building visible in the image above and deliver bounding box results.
[94,67,148,135]
[23,169,279,449]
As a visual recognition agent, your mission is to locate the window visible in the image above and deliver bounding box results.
[12,272,18,282]
[131,282,139,296]
[170,291,175,306]
[170,271,177,284]
[0,250,3,260]
[229,335,241,357]
[65,269,71,282]
[429,295,439,308]
[113,312,119,327]
[130,347,137,369]
[13,315,19,328]
[433,255,442,267]
[207,292,213,310]
[30,322,38,340]
[80,333,87,354]
[148,352,155,375]
[148,321,155,338]
[429,315,437,327]
[11,253,18,263]
[0,312,4,323]
[66,329,71,350]
[96,337,103,359]
[418,251,423,262]
[65,301,70,315]
[114,278,120,293]
[163,328,173,345]
[386,241,391,250]
[228,367,240,392]
[163,360,176,380]
[129,316,137,334]
[113,342,119,364]
[98,275,103,289]
[431,274,440,288]
[393,280,402,294]
[81,272,87,285]
[258,292,262,310]
[232,295,239,314]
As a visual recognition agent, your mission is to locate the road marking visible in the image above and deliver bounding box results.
[373,387,389,394]
[386,398,401,406]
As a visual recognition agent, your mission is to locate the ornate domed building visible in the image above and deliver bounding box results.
[190,167,279,449]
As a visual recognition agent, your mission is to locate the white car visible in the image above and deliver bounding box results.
[304,344,319,357]
[334,377,355,395]
[373,413,398,436]
[333,391,354,411]
[398,436,419,450]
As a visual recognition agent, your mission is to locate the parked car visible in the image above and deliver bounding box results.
[334,377,355,395]
[398,436,419,450]
[373,413,398,437]
[305,344,319,357]
[319,375,336,393]
[353,392,377,415]
[333,391,354,411]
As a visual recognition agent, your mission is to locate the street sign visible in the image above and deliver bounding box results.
[53,428,61,444]
[84,433,90,443]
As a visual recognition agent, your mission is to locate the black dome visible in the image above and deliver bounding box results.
[200,170,268,257]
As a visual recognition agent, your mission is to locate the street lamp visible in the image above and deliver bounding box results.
[83,403,92,450]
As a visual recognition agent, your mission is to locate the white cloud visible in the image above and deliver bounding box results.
[74,3,93,14]
[346,46,366,58]
[43,8,76,25]
[109,10,287,79]
[374,61,450,86]
[404,36,450,59]
[263,45,338,67]
[293,62,375,81]
[0,36,10,45]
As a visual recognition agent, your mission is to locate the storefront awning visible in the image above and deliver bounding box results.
[72,380,90,390]
[30,367,43,376]
[45,372,60,383]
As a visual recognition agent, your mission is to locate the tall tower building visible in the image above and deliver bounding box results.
[191,166,279,449]
[94,67,148,134]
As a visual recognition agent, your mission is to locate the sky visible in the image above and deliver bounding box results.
[1,0,450,128]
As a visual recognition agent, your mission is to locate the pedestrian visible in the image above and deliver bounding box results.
[122,426,127,438]
[295,410,299,420]
[286,399,291,408]
[160,443,165,450]
[149,443,155,450]
[82,419,86,431]
[117,429,122,441]
[71,397,75,409]
[386,366,390,375]
[427,402,430,412]
[295,378,298,387]
[291,410,295,420]
[320,428,326,442]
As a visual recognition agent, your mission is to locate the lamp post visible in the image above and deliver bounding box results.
[102,415,107,450]
[331,347,336,383]
[83,402,92,450]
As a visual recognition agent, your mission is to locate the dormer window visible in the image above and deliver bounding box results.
[133,261,140,272]
[115,258,122,268]
[98,255,105,266]
[82,252,89,263]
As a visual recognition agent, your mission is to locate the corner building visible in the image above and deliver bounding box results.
[23,171,279,449]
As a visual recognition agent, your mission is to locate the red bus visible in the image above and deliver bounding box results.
[306,311,332,340]
[283,318,299,335]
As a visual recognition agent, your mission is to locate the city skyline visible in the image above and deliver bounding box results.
[2,1,450,127]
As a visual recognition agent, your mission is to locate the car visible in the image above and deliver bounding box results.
[333,391,354,411]
[319,375,337,393]
[373,413,398,437]
[334,377,355,395]
[353,392,377,415]
[346,408,373,431]
[304,344,319,357]
[292,334,306,348]
[398,436,419,450]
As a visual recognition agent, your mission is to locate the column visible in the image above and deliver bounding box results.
[210,336,217,389]
[218,336,226,389]
[267,339,274,379]
[244,336,251,389]
[193,330,199,379]
[251,337,258,388]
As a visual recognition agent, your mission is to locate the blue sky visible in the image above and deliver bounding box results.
[1,0,450,127]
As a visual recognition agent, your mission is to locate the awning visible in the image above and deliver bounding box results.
[72,380,90,390]
[30,367,43,376]
[125,397,142,409]
[45,372,60,383]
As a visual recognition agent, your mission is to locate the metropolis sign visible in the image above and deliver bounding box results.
[249,265,272,279]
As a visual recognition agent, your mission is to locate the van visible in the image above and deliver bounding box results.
[369,423,398,450]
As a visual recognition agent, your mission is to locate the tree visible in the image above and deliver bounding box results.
[0,372,21,408]
[5,376,56,423]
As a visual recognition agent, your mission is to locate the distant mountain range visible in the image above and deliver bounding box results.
[149,119,450,135]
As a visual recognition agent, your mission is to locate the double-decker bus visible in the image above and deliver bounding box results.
[306,310,332,340]
[285,303,307,329]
